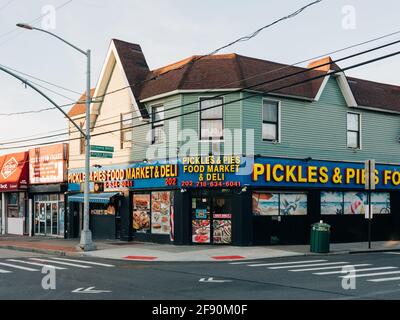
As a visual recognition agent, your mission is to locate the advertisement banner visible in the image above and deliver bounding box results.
[0,152,29,191]
[68,156,400,192]
[29,144,68,184]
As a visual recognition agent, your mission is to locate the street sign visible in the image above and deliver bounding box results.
[90,152,113,159]
[91,145,114,153]
[365,159,376,190]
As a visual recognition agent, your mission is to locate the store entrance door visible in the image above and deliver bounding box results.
[191,190,233,245]
[35,201,59,236]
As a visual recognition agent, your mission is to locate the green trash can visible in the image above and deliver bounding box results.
[310,221,331,253]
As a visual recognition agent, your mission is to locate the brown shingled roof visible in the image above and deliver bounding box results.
[67,88,95,117]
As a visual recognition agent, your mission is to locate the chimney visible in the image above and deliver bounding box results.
[307,56,341,72]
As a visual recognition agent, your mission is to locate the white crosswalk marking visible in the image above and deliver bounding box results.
[339,270,400,278]
[368,276,400,282]
[314,266,397,275]
[289,264,371,272]
[51,258,114,267]
[29,258,92,269]
[248,260,327,267]
[0,268,12,274]
[7,259,66,270]
[0,262,39,272]
[269,262,349,270]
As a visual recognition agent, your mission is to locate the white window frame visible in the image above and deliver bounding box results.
[151,104,165,145]
[346,111,362,150]
[198,97,224,142]
[262,98,281,143]
[120,112,133,149]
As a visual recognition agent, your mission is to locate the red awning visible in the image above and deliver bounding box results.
[0,152,29,191]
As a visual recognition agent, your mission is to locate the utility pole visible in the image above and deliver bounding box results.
[16,23,96,251]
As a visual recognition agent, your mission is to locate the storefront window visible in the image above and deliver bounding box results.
[252,192,307,216]
[33,194,65,237]
[321,192,391,215]
[133,191,173,235]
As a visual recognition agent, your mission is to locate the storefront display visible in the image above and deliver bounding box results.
[133,194,151,232]
[321,191,391,215]
[33,194,65,237]
[252,192,307,216]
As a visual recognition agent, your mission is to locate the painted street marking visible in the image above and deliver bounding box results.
[123,256,158,261]
[7,259,66,270]
[368,276,400,282]
[29,258,92,269]
[248,260,327,267]
[0,268,12,274]
[72,287,112,294]
[315,266,397,275]
[51,258,115,267]
[199,277,233,283]
[269,262,349,270]
[385,252,400,255]
[212,256,244,260]
[0,262,39,272]
[289,264,371,272]
[339,270,400,279]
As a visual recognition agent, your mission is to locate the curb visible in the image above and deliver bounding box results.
[0,245,82,257]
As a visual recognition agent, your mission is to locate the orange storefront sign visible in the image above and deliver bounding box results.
[29,144,68,184]
[0,152,29,191]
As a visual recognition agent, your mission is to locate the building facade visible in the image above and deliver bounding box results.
[66,39,400,245]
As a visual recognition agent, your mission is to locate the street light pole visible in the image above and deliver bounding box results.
[16,23,95,251]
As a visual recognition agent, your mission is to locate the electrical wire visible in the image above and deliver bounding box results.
[2,35,399,146]
[1,48,399,151]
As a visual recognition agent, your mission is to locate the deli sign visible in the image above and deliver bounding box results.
[29,144,68,184]
[0,152,29,190]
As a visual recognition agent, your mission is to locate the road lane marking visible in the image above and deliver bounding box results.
[51,258,115,267]
[315,266,397,275]
[289,264,371,272]
[0,268,12,273]
[339,270,400,278]
[248,260,327,267]
[385,252,400,255]
[368,276,400,282]
[269,262,349,269]
[7,259,66,270]
[0,262,39,272]
[29,258,92,269]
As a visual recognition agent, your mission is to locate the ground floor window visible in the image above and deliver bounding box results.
[132,191,174,236]
[252,192,307,216]
[191,189,233,245]
[34,194,65,237]
[321,191,391,215]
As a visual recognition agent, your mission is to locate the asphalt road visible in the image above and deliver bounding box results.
[0,248,400,300]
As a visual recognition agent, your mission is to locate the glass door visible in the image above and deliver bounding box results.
[192,195,211,244]
[46,203,52,235]
[212,197,232,244]
[51,202,58,236]
[38,203,46,235]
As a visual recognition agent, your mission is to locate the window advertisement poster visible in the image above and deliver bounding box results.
[192,220,211,244]
[252,193,279,216]
[133,194,151,232]
[151,191,171,235]
[321,192,344,215]
[213,220,232,244]
[371,193,391,214]
[344,192,367,215]
[280,194,307,216]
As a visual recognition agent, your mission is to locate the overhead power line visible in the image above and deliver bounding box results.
[1,47,399,151]
[3,34,398,146]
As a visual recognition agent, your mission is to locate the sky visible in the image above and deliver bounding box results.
[0,0,399,154]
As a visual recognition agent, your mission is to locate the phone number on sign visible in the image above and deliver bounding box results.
[180,181,241,188]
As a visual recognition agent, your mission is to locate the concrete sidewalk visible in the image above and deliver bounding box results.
[1,235,400,261]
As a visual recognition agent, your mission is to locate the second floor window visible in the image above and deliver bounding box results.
[152,105,165,144]
[262,100,279,141]
[121,112,133,149]
[200,98,224,140]
[347,112,361,149]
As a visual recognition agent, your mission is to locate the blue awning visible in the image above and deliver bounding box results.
[68,192,120,204]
